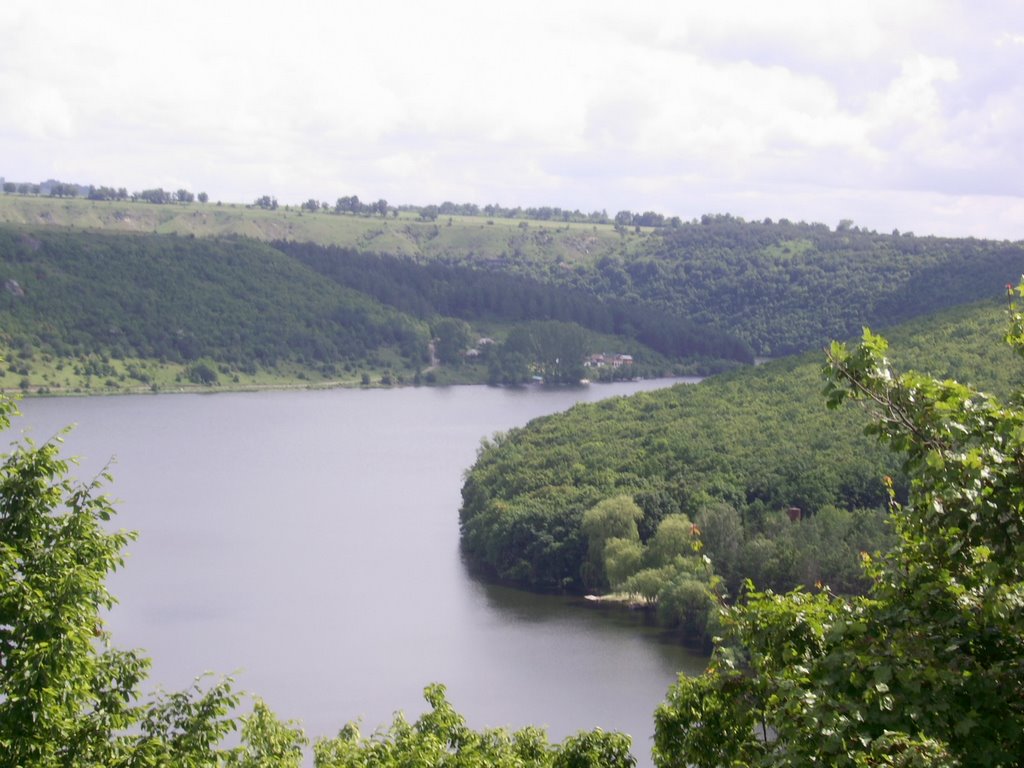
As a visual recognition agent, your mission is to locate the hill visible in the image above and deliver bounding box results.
[0,227,433,392]
[0,193,633,263]
[3,196,1022,361]
[458,297,1023,603]
[0,225,744,394]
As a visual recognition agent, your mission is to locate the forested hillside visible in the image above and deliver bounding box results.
[0,225,750,392]
[4,196,1024,360]
[0,227,430,383]
[459,298,1022,628]
[277,241,753,364]
[552,215,1024,355]
[1,199,1021,394]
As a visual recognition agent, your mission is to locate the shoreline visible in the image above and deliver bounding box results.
[1,374,675,399]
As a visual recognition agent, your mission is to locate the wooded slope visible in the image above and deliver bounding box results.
[459,298,1022,593]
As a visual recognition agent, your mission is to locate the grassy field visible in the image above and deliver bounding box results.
[0,351,400,397]
[0,194,650,266]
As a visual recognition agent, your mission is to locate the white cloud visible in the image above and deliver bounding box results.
[1,0,1022,238]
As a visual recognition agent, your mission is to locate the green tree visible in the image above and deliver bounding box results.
[694,502,742,593]
[187,361,219,385]
[581,495,642,589]
[0,397,241,766]
[0,426,143,765]
[139,187,171,204]
[656,574,712,638]
[654,318,1024,767]
[604,537,644,590]
[314,684,633,768]
[504,322,588,384]
[433,318,471,366]
[226,698,307,768]
[645,513,696,568]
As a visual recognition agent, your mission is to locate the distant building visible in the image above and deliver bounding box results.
[584,353,634,369]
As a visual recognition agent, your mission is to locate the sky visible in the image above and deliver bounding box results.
[2,1,1023,239]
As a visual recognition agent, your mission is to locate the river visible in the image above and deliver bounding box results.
[13,380,706,765]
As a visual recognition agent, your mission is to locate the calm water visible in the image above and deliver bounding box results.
[13,381,705,765]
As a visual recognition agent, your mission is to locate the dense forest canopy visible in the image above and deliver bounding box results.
[459,298,1023,643]
[277,240,754,364]
[0,227,429,370]
[541,214,1024,355]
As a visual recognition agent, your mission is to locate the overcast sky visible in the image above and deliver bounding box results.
[2,1,1022,239]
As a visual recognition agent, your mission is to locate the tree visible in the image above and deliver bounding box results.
[0,421,142,765]
[314,684,634,767]
[653,315,1024,767]
[49,182,77,198]
[139,188,172,204]
[334,195,362,215]
[581,495,642,589]
[645,513,696,568]
[176,189,195,203]
[0,396,241,765]
[503,322,588,384]
[694,502,742,592]
[87,185,119,201]
[225,698,307,768]
[604,537,644,590]
[432,318,471,366]
[187,361,219,385]
[2,182,14,194]
[198,191,209,204]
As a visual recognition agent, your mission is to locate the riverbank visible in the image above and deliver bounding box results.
[2,360,677,398]
[0,350,700,398]
[0,353,465,397]
[585,592,653,609]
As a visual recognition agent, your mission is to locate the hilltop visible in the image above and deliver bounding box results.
[0,193,635,264]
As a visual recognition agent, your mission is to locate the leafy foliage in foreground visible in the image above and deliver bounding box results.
[0,397,240,765]
[315,684,634,768]
[653,312,1024,767]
